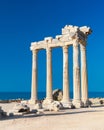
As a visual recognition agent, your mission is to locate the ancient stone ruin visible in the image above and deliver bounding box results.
[29,25,92,108]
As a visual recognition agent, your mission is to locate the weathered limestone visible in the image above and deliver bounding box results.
[72,41,82,108]
[29,25,92,108]
[46,47,53,102]
[61,46,72,108]
[80,44,89,106]
[29,50,37,104]
[11,103,30,113]
[52,89,63,101]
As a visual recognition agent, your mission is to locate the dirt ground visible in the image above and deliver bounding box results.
[0,102,104,130]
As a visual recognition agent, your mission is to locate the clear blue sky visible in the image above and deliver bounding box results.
[0,0,104,92]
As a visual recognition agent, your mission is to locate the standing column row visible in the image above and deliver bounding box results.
[30,44,88,107]
[73,42,89,108]
[30,48,53,104]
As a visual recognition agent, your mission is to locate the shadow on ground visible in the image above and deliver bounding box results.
[1,107,104,121]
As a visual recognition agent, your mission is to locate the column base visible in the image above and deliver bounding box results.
[72,99,83,108]
[61,100,73,108]
[28,99,37,104]
[42,98,53,109]
[82,99,89,107]
[43,98,53,104]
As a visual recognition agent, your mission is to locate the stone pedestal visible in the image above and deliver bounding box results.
[72,42,82,108]
[80,44,89,107]
[29,50,38,104]
[61,46,72,108]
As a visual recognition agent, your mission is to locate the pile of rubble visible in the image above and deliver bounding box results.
[42,100,63,111]
[8,100,63,116]
[8,103,30,116]
[0,89,71,117]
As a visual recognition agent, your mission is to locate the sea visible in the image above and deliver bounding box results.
[0,92,104,100]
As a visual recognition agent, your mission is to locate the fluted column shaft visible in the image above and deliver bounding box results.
[46,48,53,101]
[62,46,70,102]
[73,42,81,106]
[80,44,88,105]
[31,50,37,102]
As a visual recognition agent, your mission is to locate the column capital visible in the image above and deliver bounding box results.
[32,49,38,54]
[63,46,68,53]
[73,41,79,48]
[46,47,52,53]
[80,44,86,51]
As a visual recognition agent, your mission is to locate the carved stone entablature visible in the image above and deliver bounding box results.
[56,35,62,40]
[80,26,92,35]
[61,25,92,45]
[62,25,78,35]
[78,26,92,44]
[31,42,37,46]
[30,25,92,50]
[44,37,53,43]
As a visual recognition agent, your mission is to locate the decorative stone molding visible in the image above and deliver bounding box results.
[44,37,53,43]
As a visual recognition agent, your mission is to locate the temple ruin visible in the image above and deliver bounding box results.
[29,25,92,108]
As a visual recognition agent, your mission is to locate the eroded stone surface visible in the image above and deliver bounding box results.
[52,89,63,101]
[10,103,30,113]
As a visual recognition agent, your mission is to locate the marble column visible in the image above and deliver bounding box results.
[80,44,89,106]
[30,50,38,104]
[73,42,82,108]
[46,47,53,102]
[62,46,72,108]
